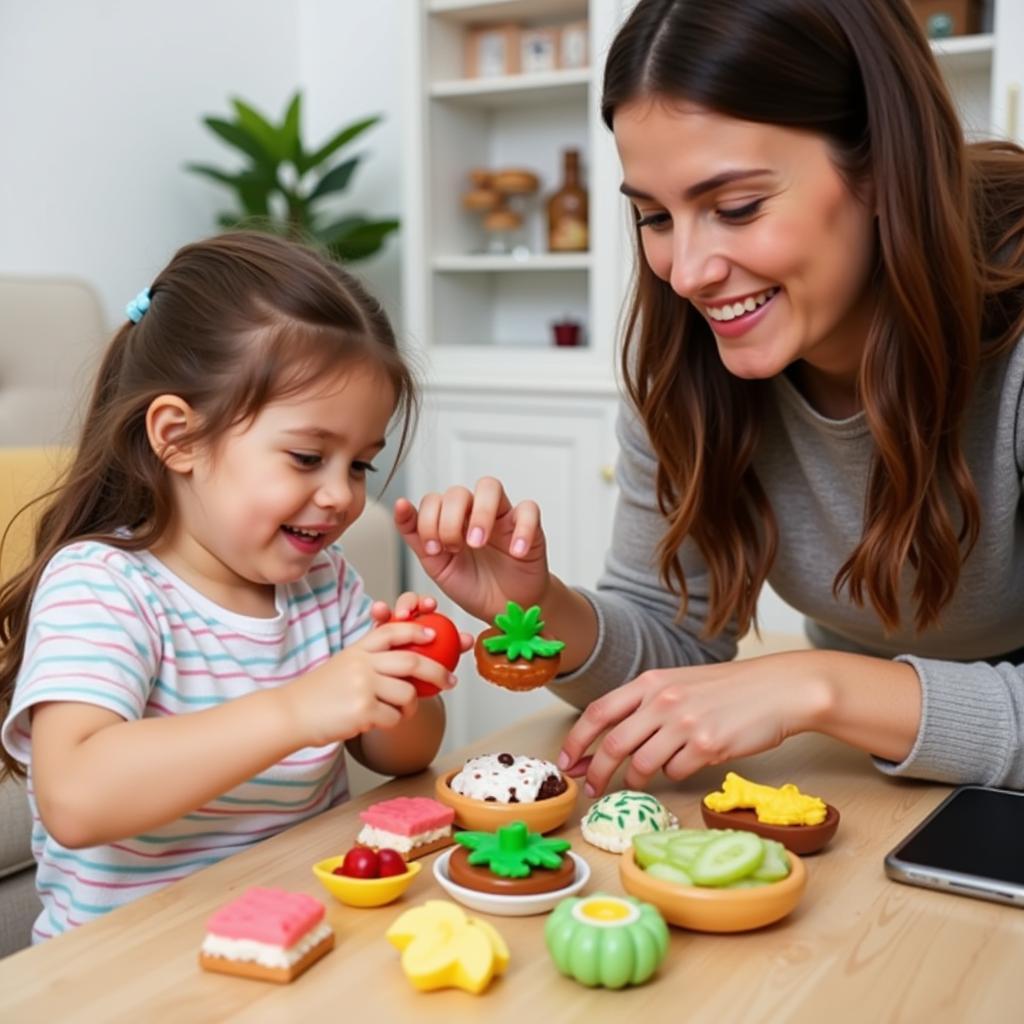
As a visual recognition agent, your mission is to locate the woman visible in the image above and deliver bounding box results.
[397,0,1024,795]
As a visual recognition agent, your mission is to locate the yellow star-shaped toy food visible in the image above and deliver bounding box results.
[386,900,510,994]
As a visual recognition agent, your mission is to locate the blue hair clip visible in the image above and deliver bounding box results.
[125,287,151,324]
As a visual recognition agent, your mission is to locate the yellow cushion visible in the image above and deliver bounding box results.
[0,448,72,582]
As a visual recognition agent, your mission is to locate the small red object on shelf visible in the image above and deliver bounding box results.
[552,320,582,347]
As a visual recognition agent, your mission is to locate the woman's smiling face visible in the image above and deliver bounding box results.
[614,97,878,386]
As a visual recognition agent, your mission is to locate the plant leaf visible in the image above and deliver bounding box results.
[308,156,361,203]
[305,115,380,172]
[184,162,244,186]
[237,176,271,217]
[317,214,368,243]
[231,97,284,161]
[281,92,303,166]
[203,116,278,172]
[188,163,275,218]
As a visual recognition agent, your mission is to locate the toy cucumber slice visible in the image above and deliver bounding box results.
[752,839,791,882]
[632,831,676,868]
[666,832,716,869]
[645,861,694,885]
[690,831,765,886]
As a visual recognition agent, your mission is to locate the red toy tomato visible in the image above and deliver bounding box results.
[398,611,461,697]
[336,846,380,878]
[376,848,407,877]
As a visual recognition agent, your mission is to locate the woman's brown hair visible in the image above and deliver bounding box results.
[0,231,417,778]
[603,0,1024,638]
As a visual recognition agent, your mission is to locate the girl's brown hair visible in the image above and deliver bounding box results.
[603,0,1024,638]
[0,231,417,778]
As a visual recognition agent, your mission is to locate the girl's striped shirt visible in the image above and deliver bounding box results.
[1,539,372,942]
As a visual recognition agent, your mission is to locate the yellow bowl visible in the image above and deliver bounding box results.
[434,769,578,834]
[312,857,421,908]
[618,847,806,933]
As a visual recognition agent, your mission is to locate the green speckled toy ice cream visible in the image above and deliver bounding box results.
[580,790,678,853]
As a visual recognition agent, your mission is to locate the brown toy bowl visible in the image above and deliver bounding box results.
[700,802,840,855]
[435,769,578,834]
[619,847,807,932]
[447,845,575,895]
[474,628,561,691]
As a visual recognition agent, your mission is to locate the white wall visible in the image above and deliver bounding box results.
[299,0,407,502]
[300,0,404,329]
[0,0,403,328]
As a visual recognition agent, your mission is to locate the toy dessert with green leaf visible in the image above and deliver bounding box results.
[449,821,574,895]
[474,601,566,691]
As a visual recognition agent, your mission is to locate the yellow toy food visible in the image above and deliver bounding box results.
[703,772,827,826]
[386,900,510,994]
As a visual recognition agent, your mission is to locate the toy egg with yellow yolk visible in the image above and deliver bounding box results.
[545,892,669,989]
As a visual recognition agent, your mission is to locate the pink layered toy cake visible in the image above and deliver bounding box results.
[198,887,334,983]
[356,796,456,860]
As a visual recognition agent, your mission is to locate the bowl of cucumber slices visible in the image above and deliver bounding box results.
[619,827,807,932]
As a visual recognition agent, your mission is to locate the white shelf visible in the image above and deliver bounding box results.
[430,68,590,108]
[424,343,618,394]
[433,252,591,272]
[427,0,588,24]
[931,33,994,72]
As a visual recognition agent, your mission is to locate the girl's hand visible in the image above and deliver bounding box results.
[394,478,552,624]
[284,619,459,747]
[557,654,831,797]
[370,591,474,654]
[370,591,438,626]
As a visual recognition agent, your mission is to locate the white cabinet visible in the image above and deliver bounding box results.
[409,391,619,590]
[932,0,1024,144]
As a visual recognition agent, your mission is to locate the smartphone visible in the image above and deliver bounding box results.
[884,785,1024,907]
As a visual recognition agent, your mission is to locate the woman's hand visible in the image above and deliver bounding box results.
[557,653,833,796]
[394,477,552,624]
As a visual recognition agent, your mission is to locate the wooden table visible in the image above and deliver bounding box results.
[2,706,1022,1023]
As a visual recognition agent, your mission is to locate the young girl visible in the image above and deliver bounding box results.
[397,0,1024,796]
[0,232,467,942]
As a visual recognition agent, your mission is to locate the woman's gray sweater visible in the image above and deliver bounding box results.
[552,338,1024,787]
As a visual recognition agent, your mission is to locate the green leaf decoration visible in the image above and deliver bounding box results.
[482,601,566,662]
[455,821,570,878]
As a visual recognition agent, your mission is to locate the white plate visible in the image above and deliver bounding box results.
[432,848,591,917]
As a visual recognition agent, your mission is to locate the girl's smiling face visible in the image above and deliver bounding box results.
[614,97,878,391]
[156,362,395,615]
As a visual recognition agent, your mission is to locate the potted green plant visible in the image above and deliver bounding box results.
[186,91,398,262]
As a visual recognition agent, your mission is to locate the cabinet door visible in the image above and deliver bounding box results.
[406,391,619,748]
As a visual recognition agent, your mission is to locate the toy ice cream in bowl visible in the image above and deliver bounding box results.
[435,752,578,833]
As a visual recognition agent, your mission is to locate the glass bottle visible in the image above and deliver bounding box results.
[546,149,589,252]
